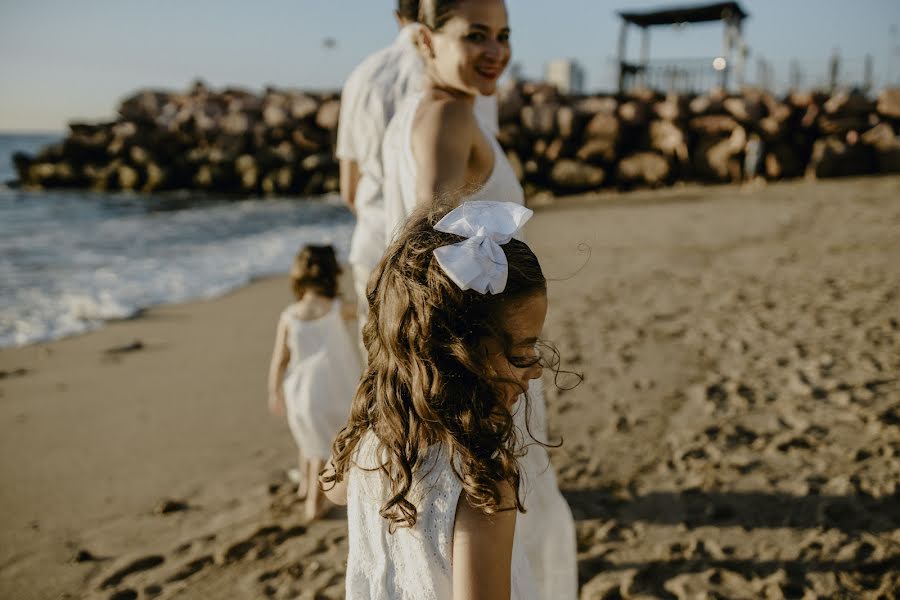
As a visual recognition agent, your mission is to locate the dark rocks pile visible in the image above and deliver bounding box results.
[499,83,900,194]
[11,80,900,197]
[13,81,341,196]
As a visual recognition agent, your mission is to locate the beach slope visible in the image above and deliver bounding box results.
[1,176,898,599]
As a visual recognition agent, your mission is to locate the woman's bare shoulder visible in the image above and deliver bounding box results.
[411,95,477,166]
[414,94,477,136]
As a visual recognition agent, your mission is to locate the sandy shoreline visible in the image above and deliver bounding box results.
[2,176,899,599]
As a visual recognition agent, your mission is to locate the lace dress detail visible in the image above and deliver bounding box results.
[345,431,539,599]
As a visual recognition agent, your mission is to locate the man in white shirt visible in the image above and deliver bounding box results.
[335,1,499,352]
[336,1,423,353]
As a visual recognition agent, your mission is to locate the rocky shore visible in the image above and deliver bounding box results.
[11,81,900,197]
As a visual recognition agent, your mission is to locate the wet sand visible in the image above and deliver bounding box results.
[1,176,898,599]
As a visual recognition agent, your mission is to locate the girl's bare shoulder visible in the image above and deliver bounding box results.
[283,298,332,322]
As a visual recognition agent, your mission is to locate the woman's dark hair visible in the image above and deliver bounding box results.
[290,244,340,300]
[418,0,464,30]
[396,0,419,22]
[324,200,547,531]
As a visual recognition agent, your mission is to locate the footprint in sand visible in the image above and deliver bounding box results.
[100,555,165,589]
[0,367,30,379]
[217,524,307,565]
[166,555,214,583]
[152,498,192,515]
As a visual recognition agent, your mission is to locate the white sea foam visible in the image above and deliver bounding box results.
[0,190,354,347]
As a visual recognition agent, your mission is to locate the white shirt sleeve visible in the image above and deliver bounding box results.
[336,70,364,161]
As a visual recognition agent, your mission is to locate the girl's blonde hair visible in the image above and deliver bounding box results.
[325,201,546,530]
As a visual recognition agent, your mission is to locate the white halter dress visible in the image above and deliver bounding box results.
[382,91,524,244]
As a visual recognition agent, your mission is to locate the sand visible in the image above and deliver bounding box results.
[1,176,898,599]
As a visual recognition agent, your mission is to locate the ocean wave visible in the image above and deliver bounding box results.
[0,191,353,347]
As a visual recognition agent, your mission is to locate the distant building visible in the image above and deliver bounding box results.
[545,59,586,94]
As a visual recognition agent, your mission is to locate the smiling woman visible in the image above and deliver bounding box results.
[377,1,579,598]
[417,0,511,97]
[382,0,524,238]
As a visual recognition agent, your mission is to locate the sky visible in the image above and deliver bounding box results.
[1,0,898,131]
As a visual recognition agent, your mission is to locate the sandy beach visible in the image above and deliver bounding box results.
[1,176,898,599]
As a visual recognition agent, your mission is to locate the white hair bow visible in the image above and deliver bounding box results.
[432,201,533,294]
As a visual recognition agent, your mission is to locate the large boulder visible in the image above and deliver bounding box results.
[877,88,900,120]
[817,114,870,137]
[692,126,746,181]
[262,103,288,129]
[556,106,580,140]
[653,94,687,121]
[576,138,617,164]
[617,100,649,127]
[526,82,560,106]
[861,122,900,173]
[723,96,763,123]
[616,152,671,187]
[583,112,620,141]
[520,103,559,137]
[824,90,876,115]
[649,120,688,162]
[575,96,617,116]
[221,111,251,136]
[289,93,319,121]
[315,99,341,131]
[550,159,604,191]
[688,115,740,136]
[62,123,114,163]
[141,162,168,192]
[764,143,803,179]
[808,136,876,178]
[118,90,170,124]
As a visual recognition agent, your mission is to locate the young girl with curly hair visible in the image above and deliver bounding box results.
[322,201,568,599]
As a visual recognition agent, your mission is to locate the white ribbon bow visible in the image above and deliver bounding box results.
[432,201,533,294]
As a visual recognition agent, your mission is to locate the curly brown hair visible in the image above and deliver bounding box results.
[324,201,546,531]
[290,244,341,300]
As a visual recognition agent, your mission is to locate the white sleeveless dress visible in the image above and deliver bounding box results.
[345,430,539,599]
[377,93,579,599]
[382,91,524,244]
[280,299,361,460]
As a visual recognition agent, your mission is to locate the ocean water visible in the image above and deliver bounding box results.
[0,134,354,347]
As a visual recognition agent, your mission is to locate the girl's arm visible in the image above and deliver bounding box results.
[319,458,348,506]
[267,315,290,416]
[339,158,361,213]
[452,482,517,600]
[341,298,357,321]
[412,98,476,208]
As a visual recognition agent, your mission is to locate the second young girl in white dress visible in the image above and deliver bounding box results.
[268,245,361,521]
